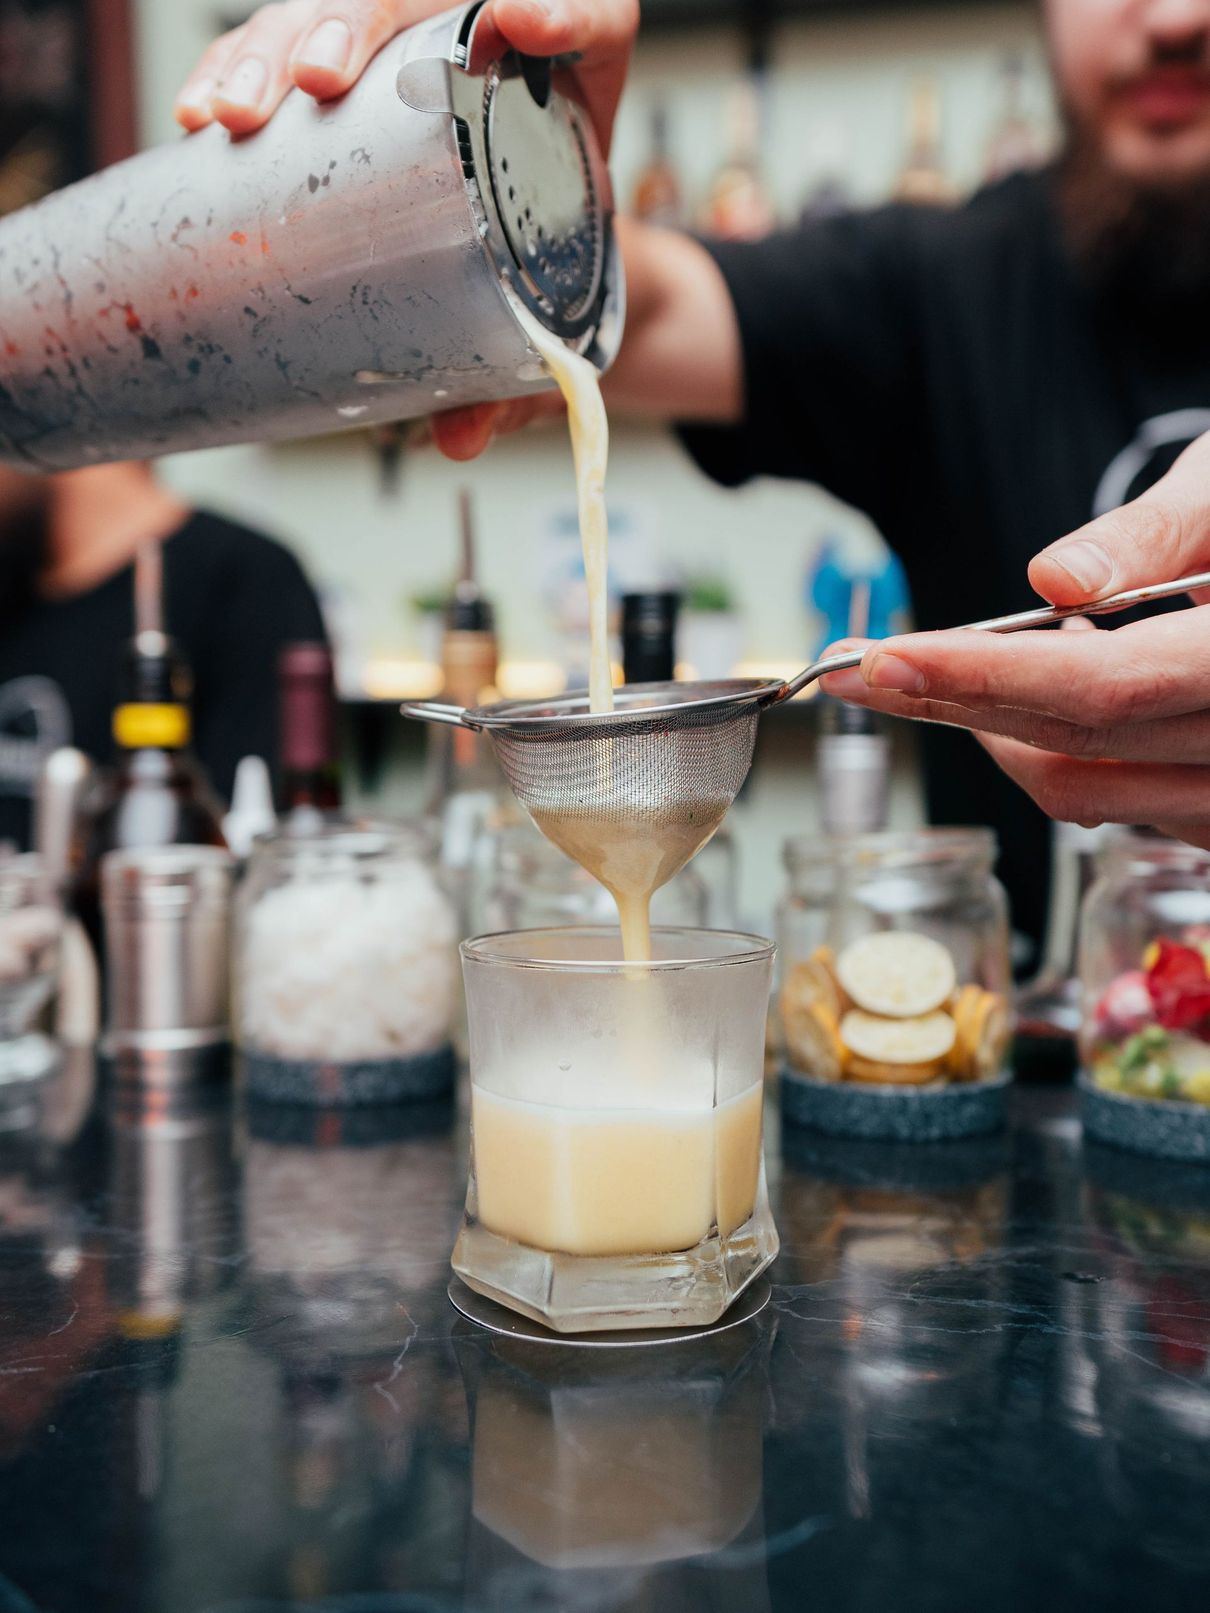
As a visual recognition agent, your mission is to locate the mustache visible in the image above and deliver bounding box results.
[1107,31,1210,88]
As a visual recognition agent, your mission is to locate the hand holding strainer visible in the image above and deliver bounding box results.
[402,572,1210,832]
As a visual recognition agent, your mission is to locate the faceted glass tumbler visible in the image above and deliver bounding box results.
[452,927,780,1333]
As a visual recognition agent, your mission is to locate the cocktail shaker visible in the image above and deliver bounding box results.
[101,846,235,1079]
[0,2,622,471]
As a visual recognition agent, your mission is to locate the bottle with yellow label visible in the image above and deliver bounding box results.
[74,546,226,952]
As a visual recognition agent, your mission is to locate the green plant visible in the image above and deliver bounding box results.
[684,576,735,613]
[408,585,448,616]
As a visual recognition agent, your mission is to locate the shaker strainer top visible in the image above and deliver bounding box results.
[444,1,612,343]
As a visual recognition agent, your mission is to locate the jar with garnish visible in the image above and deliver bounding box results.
[776,829,1013,1140]
[1079,832,1210,1158]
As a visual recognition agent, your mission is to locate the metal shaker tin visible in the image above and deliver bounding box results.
[0,1,622,470]
[101,847,235,1077]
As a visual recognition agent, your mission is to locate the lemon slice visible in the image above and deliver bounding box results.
[966,991,1010,1080]
[946,984,984,1078]
[847,1054,945,1086]
[840,1007,956,1066]
[783,999,846,1081]
[780,951,844,1024]
[837,931,957,1018]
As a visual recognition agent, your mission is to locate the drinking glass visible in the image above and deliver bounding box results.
[453,926,779,1332]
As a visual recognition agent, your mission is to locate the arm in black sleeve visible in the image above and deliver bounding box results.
[678,205,930,533]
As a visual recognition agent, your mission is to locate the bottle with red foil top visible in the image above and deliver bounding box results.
[1081,832,1210,1105]
[278,643,342,829]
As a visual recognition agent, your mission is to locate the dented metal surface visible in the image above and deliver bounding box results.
[0,1,622,471]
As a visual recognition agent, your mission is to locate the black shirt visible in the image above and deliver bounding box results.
[680,169,1210,950]
[0,509,327,850]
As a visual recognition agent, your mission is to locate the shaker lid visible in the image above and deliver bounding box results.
[450,4,612,342]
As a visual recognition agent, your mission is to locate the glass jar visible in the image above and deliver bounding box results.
[473,823,708,935]
[235,820,457,1105]
[1079,832,1210,1108]
[0,852,63,1087]
[775,829,1012,1091]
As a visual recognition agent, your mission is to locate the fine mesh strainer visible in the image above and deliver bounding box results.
[402,571,1210,825]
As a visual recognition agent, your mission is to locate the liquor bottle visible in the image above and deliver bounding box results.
[814,580,891,836]
[798,120,852,225]
[75,543,226,947]
[278,642,342,831]
[425,492,508,893]
[894,80,953,205]
[621,591,680,685]
[632,102,683,227]
[983,52,1044,183]
[702,80,777,241]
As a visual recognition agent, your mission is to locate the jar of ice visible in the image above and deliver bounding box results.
[235,820,457,1105]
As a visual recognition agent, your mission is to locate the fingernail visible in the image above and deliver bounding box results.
[1046,539,1114,595]
[866,653,927,694]
[177,76,216,113]
[821,669,869,701]
[218,55,268,108]
[294,18,353,72]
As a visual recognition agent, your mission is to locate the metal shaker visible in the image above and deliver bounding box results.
[101,847,235,1079]
[0,1,622,471]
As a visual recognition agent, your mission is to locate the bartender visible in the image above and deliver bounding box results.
[0,459,327,849]
[178,0,1210,944]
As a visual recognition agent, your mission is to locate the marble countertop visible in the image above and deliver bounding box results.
[0,1058,1207,1613]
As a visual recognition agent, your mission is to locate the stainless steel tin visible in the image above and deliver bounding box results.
[0,2,622,470]
[101,846,234,1064]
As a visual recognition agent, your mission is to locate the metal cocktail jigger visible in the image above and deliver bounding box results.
[0,2,621,470]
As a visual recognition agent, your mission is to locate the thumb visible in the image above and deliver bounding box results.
[1028,430,1210,607]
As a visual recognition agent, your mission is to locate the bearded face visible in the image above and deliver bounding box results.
[1047,0,1210,315]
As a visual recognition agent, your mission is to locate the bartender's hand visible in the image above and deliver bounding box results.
[175,0,634,150]
[819,432,1210,850]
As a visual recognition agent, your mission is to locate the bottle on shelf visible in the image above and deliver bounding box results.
[74,542,226,949]
[983,52,1044,183]
[815,581,891,836]
[424,491,511,901]
[621,590,681,685]
[798,120,852,225]
[702,79,778,241]
[894,80,953,206]
[278,642,342,833]
[632,101,683,228]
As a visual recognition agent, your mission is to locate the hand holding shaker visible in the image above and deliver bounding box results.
[0,2,622,470]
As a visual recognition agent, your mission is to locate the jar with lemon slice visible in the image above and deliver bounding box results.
[776,830,1013,1139]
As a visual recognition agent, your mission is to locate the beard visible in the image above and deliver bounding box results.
[0,503,49,626]
[1057,129,1210,334]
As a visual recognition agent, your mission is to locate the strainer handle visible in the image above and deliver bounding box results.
[775,568,1210,704]
[399,700,478,729]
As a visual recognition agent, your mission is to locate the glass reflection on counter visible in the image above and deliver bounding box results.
[456,1324,774,1612]
[239,1099,466,1603]
[774,1130,1011,1524]
[1078,1145,1210,1578]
